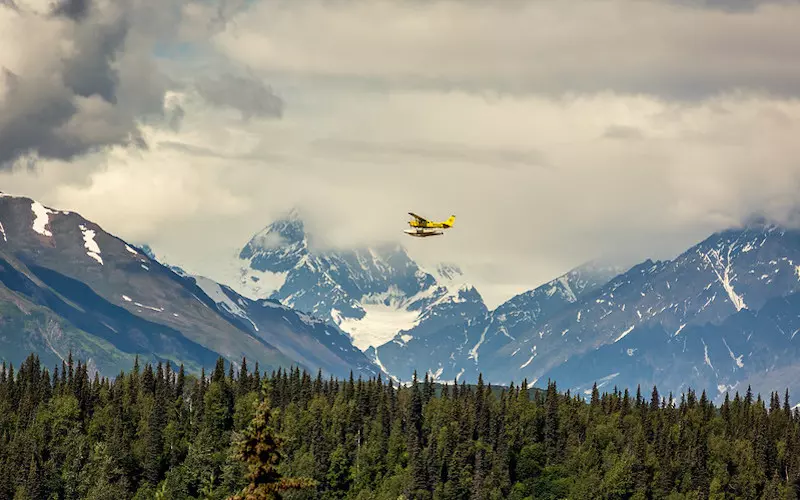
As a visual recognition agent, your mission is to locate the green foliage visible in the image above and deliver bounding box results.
[2,353,800,499]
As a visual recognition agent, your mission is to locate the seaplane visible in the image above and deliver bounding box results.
[404,212,455,238]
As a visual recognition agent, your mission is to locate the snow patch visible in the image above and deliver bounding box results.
[557,276,577,302]
[703,247,746,311]
[468,324,490,363]
[79,225,103,265]
[371,349,400,383]
[722,338,744,368]
[31,201,53,237]
[338,303,421,350]
[203,254,290,301]
[626,348,637,356]
[0,222,6,242]
[520,355,535,369]
[674,324,686,336]
[702,339,714,370]
[134,302,164,312]
[584,373,620,394]
[195,276,260,332]
[125,245,139,255]
[122,295,132,302]
[614,325,635,343]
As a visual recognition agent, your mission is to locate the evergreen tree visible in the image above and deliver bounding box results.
[226,398,315,499]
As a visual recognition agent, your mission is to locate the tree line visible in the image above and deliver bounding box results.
[1,352,799,499]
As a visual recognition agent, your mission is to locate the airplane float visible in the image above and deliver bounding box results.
[404,212,455,238]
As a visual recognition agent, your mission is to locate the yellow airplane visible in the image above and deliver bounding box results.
[404,212,456,238]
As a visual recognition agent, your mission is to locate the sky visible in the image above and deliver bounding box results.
[2,0,800,308]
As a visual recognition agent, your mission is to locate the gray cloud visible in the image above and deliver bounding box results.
[167,104,185,131]
[602,126,645,140]
[194,73,284,120]
[312,138,548,169]
[0,0,195,167]
[214,0,800,101]
[52,0,89,21]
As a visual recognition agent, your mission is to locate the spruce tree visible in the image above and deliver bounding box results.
[226,398,315,499]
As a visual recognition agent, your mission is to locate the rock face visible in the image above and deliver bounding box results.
[0,193,378,379]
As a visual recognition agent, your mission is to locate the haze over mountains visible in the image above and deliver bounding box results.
[3,193,800,405]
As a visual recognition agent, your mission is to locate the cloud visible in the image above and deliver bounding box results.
[6,86,800,307]
[311,139,548,169]
[0,0,180,166]
[3,0,800,309]
[53,0,90,21]
[194,73,284,120]
[602,126,645,140]
[214,0,800,99]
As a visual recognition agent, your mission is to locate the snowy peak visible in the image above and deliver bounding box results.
[204,209,488,354]
[240,211,309,274]
[0,193,152,271]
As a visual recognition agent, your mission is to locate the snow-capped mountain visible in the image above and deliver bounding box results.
[373,222,800,403]
[0,193,378,379]
[372,260,624,383]
[208,210,488,352]
[532,225,800,403]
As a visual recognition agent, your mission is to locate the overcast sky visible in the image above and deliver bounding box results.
[2,0,800,308]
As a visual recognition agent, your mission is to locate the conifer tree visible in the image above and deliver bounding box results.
[227,398,315,500]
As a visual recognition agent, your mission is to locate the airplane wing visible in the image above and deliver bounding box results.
[408,212,429,223]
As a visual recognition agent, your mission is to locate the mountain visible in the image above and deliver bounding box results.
[206,210,488,354]
[0,193,378,379]
[533,225,800,402]
[373,222,800,403]
[372,260,624,383]
[129,205,800,403]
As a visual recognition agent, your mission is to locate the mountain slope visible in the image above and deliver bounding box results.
[0,193,378,379]
[372,260,623,382]
[467,225,800,402]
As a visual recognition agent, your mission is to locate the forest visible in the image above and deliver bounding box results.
[1,352,799,499]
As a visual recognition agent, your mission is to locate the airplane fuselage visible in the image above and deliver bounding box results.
[408,221,451,229]
[407,215,455,229]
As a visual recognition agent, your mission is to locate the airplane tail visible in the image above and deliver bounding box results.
[445,215,456,227]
